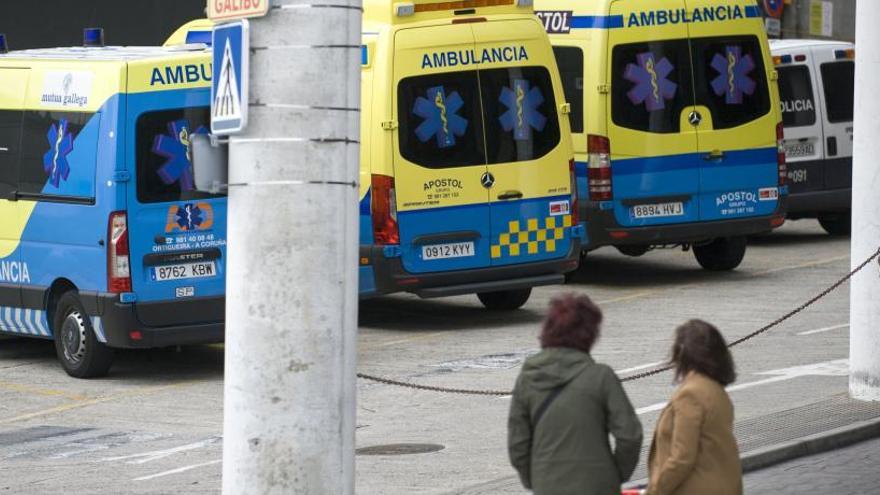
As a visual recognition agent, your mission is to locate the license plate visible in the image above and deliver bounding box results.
[422,242,475,260]
[784,142,815,158]
[151,261,216,281]
[631,202,684,219]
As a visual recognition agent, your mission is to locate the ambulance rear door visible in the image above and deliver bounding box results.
[0,68,29,313]
[607,0,701,227]
[393,24,493,274]
[472,18,573,266]
[812,43,854,191]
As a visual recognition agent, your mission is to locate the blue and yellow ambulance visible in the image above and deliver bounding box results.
[0,26,223,377]
[358,0,582,307]
[534,0,787,270]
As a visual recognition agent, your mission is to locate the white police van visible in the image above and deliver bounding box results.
[770,39,854,235]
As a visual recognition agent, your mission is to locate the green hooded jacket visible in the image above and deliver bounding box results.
[508,347,643,495]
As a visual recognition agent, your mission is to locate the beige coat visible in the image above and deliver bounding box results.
[647,372,742,495]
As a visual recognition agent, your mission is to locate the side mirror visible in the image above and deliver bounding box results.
[191,133,228,194]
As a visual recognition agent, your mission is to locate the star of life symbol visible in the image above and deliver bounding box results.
[624,52,678,112]
[413,86,468,149]
[214,38,242,120]
[711,46,756,105]
[42,119,73,188]
[176,203,204,231]
[499,79,547,141]
[152,119,206,191]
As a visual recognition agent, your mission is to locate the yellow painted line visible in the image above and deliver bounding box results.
[0,380,89,402]
[0,381,199,426]
[595,291,659,305]
[752,254,849,276]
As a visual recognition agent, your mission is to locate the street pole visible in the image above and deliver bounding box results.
[221,0,361,492]
[849,0,880,402]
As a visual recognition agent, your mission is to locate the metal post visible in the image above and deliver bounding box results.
[849,0,880,402]
[221,1,361,492]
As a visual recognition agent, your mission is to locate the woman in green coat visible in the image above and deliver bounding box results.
[508,294,643,495]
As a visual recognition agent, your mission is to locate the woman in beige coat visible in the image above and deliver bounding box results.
[647,320,742,495]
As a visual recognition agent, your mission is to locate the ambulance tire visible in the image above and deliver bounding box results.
[693,236,747,272]
[818,212,851,236]
[477,288,532,311]
[53,292,115,379]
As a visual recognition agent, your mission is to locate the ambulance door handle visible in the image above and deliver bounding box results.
[703,150,725,162]
[497,190,523,200]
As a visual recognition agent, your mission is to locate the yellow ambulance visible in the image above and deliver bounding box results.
[359,0,583,309]
[534,0,787,271]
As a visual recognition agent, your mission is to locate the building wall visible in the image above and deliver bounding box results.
[781,0,856,41]
[0,0,205,49]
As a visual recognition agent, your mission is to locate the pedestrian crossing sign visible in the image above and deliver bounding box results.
[211,20,249,135]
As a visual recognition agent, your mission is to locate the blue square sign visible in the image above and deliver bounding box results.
[211,20,249,135]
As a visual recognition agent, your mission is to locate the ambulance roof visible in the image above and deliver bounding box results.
[0,44,209,63]
[769,39,853,50]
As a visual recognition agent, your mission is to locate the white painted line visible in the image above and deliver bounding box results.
[101,437,221,464]
[616,361,665,375]
[797,323,849,336]
[133,459,221,481]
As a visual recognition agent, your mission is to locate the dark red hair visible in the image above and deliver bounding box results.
[540,294,602,353]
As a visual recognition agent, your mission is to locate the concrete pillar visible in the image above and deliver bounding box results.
[849,0,880,401]
[221,1,361,493]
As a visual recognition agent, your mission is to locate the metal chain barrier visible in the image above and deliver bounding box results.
[357,246,880,396]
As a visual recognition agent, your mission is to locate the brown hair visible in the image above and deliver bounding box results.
[540,294,602,354]
[670,319,736,386]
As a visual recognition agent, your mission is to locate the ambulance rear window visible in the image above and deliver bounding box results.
[611,40,694,134]
[777,65,816,128]
[820,61,854,123]
[552,46,584,134]
[691,36,771,130]
[136,106,224,204]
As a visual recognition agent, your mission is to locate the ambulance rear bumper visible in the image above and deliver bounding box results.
[95,294,224,349]
[363,238,581,298]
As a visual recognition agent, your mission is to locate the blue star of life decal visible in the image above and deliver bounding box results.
[152,120,207,191]
[413,86,468,149]
[42,119,74,188]
[499,79,547,141]
[176,203,204,231]
[711,46,756,105]
[625,52,678,112]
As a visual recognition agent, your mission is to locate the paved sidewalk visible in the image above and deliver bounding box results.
[744,436,880,494]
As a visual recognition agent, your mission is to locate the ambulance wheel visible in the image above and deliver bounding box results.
[53,292,114,378]
[818,212,851,236]
[693,236,747,272]
[477,288,532,311]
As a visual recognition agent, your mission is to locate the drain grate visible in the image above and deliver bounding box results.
[356,443,445,456]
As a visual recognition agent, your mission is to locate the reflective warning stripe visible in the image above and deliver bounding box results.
[0,307,52,337]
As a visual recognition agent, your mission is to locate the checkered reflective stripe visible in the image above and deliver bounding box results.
[0,307,51,337]
[491,215,573,259]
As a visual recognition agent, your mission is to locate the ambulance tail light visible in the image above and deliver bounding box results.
[371,174,399,245]
[569,159,579,225]
[776,122,787,186]
[587,135,612,201]
[108,211,132,293]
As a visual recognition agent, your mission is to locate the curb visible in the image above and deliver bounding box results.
[627,416,880,488]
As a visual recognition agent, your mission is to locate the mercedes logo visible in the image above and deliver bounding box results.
[688,111,702,126]
[480,172,495,189]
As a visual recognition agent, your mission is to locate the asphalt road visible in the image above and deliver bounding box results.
[0,219,856,494]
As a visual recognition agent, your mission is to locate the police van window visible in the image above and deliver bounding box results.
[552,46,584,134]
[136,107,221,203]
[0,111,22,197]
[820,61,854,123]
[691,36,770,130]
[777,65,816,127]
[19,111,95,198]
[397,71,485,169]
[480,66,561,164]
[612,40,694,134]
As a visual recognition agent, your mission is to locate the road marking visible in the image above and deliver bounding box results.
[752,255,849,277]
[133,459,222,481]
[102,436,221,464]
[634,359,848,416]
[797,323,849,336]
[0,381,199,426]
[0,380,89,401]
[596,291,659,305]
[616,360,666,375]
